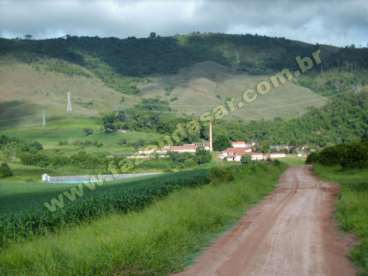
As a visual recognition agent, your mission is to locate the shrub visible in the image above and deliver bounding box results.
[58,141,68,146]
[19,153,50,167]
[118,138,128,146]
[306,152,319,164]
[273,159,282,167]
[307,142,368,169]
[21,141,43,153]
[195,147,212,165]
[318,144,347,166]
[241,155,252,165]
[209,166,235,183]
[83,128,94,136]
[340,143,368,169]
[0,163,13,178]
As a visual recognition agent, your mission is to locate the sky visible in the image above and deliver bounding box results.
[0,0,367,47]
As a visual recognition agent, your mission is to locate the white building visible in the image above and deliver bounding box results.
[230,141,253,153]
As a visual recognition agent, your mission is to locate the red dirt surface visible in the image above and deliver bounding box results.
[175,166,356,276]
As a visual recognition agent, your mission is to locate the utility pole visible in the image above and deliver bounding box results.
[42,110,46,127]
[67,92,72,113]
[209,121,213,152]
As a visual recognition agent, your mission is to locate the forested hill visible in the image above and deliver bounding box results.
[1,33,367,78]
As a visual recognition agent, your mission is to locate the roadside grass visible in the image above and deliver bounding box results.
[314,165,368,276]
[0,162,286,276]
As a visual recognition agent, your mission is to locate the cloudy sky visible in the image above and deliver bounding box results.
[0,0,367,47]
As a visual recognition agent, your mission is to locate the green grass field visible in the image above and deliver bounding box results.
[314,165,368,276]
[0,162,286,276]
[1,116,163,154]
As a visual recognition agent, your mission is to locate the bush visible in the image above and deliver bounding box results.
[19,153,50,167]
[22,141,43,153]
[307,142,368,169]
[305,152,319,164]
[83,128,94,136]
[341,143,368,169]
[273,159,282,167]
[209,166,235,183]
[318,144,347,166]
[0,163,13,178]
[241,155,252,165]
[195,147,212,165]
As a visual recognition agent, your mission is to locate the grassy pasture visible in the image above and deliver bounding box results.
[314,165,368,275]
[1,115,164,155]
[140,61,327,121]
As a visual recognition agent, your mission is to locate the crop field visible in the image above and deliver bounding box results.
[0,162,286,276]
[0,169,209,248]
[314,165,368,275]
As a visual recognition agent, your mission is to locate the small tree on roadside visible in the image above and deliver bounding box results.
[0,163,13,178]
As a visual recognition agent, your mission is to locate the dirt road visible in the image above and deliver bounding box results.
[176,166,356,276]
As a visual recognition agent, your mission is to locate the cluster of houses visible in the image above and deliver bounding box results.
[129,140,287,162]
[219,141,286,162]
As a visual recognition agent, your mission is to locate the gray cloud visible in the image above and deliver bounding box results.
[0,0,367,46]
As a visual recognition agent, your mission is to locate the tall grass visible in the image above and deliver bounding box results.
[0,162,286,275]
[314,165,368,276]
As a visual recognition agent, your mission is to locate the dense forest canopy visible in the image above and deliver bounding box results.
[1,33,367,77]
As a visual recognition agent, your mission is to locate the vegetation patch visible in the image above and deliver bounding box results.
[0,162,286,276]
[306,141,368,169]
[314,165,368,276]
[0,169,209,248]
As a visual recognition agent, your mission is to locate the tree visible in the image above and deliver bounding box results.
[27,141,43,153]
[195,147,212,164]
[149,32,157,39]
[24,34,33,40]
[0,163,13,178]
[214,135,231,151]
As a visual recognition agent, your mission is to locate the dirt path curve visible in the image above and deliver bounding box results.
[175,166,356,276]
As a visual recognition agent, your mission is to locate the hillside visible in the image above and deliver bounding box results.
[0,33,367,145]
[0,58,326,128]
[139,61,326,120]
[0,57,137,128]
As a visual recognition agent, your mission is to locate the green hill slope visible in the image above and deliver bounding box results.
[0,32,367,129]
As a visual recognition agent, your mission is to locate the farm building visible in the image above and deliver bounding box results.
[220,148,265,162]
[168,144,198,153]
[231,141,253,150]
